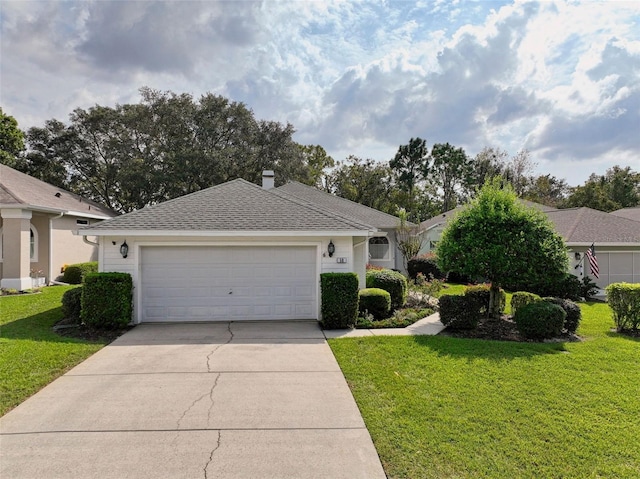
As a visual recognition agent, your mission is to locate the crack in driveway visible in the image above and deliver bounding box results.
[203,430,222,479]
[206,322,235,372]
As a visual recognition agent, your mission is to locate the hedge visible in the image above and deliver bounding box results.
[407,255,445,281]
[514,301,566,340]
[320,273,359,329]
[464,284,505,317]
[438,295,480,330]
[358,288,391,320]
[366,269,407,310]
[605,282,640,332]
[62,262,98,284]
[543,297,582,334]
[81,272,133,329]
[510,291,541,316]
[61,287,83,324]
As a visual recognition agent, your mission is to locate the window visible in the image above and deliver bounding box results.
[369,236,389,260]
[30,226,38,261]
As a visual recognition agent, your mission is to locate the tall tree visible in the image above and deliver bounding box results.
[522,174,569,207]
[0,108,25,168]
[390,137,429,220]
[430,142,471,212]
[561,166,640,212]
[464,147,508,197]
[503,149,536,197]
[437,178,568,315]
[298,144,335,190]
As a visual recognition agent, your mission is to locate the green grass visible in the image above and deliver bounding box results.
[329,301,640,478]
[0,286,108,416]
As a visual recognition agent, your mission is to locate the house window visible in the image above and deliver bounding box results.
[369,237,390,260]
[30,226,38,261]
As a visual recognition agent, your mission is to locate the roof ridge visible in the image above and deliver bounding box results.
[279,181,405,223]
[272,187,377,231]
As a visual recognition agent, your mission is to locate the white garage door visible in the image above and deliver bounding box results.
[595,252,640,288]
[140,246,317,322]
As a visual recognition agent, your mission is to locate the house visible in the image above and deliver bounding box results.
[0,164,116,290]
[611,206,640,223]
[419,201,640,288]
[275,181,406,271]
[78,172,387,324]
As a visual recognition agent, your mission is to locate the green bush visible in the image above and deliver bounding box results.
[464,284,506,317]
[581,276,600,300]
[61,287,83,324]
[543,297,582,334]
[62,262,98,284]
[81,273,132,330]
[439,295,480,330]
[605,283,640,332]
[320,273,359,329]
[514,301,566,340]
[358,288,391,320]
[529,273,582,301]
[510,291,541,316]
[366,269,407,310]
[407,255,445,281]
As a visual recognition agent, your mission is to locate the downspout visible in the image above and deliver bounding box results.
[48,212,64,285]
[82,236,99,246]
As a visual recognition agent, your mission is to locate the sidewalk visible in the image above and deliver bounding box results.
[323,312,445,338]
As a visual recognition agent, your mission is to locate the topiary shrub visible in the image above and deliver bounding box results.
[81,273,133,330]
[464,284,506,317]
[366,269,408,310]
[529,273,582,301]
[62,262,98,285]
[61,287,83,324]
[605,283,640,333]
[407,255,445,281]
[543,297,582,334]
[320,273,359,329]
[438,295,480,330]
[358,288,391,320]
[514,301,566,340]
[510,291,541,316]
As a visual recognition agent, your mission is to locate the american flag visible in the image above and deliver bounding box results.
[585,243,600,279]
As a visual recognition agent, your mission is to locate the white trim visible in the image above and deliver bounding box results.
[0,204,112,219]
[65,210,113,220]
[133,241,323,324]
[76,229,374,237]
[1,209,32,219]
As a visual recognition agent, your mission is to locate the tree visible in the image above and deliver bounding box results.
[430,142,471,212]
[561,166,640,212]
[395,208,424,271]
[298,144,335,190]
[0,108,25,168]
[464,147,507,197]
[390,137,429,220]
[436,179,568,316]
[522,174,569,207]
[503,149,536,197]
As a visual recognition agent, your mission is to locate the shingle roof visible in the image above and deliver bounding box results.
[276,181,404,229]
[83,179,377,233]
[611,207,640,223]
[545,207,640,243]
[0,164,115,218]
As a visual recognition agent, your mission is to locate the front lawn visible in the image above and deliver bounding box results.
[329,302,640,478]
[0,286,108,416]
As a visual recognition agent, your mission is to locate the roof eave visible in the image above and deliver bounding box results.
[75,229,377,237]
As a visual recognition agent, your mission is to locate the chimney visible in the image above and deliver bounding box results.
[262,170,275,190]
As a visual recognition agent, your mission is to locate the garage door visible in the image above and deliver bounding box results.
[140,246,317,322]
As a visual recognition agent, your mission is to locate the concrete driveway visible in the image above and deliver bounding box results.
[0,321,386,479]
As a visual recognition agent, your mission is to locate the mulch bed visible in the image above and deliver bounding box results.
[439,314,582,343]
[54,318,131,343]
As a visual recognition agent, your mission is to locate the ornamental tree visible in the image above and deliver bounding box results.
[436,179,568,316]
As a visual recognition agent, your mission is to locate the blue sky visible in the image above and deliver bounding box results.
[1,0,639,186]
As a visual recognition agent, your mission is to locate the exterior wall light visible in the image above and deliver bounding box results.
[574,252,581,260]
[327,240,335,258]
[120,240,129,258]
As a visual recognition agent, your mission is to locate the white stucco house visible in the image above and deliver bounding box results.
[78,173,406,324]
[0,164,115,290]
[419,201,640,288]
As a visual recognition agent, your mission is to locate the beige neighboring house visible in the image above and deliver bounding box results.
[419,201,640,288]
[611,206,640,222]
[0,164,116,290]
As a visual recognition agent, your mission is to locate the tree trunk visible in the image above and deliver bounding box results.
[489,284,500,318]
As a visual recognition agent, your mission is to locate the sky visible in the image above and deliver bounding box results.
[1,0,639,187]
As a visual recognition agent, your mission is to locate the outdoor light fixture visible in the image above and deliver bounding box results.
[120,240,129,258]
[574,252,582,260]
[327,240,335,258]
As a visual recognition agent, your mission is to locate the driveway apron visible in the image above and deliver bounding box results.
[0,321,386,479]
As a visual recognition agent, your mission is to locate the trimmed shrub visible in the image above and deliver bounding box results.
[543,297,582,334]
[366,269,408,310]
[514,301,566,340]
[358,288,391,320]
[81,273,133,330]
[62,262,98,285]
[510,291,541,316]
[407,255,445,281]
[320,273,359,329]
[606,283,640,332]
[446,270,473,284]
[529,273,582,301]
[581,276,600,300]
[464,284,506,317]
[61,287,83,324]
[439,295,480,330]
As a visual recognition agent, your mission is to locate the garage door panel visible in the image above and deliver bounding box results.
[141,246,317,322]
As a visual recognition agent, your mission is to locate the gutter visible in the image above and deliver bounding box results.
[48,212,64,284]
[83,236,99,246]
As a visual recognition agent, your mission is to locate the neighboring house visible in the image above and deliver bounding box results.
[276,181,406,271]
[419,201,640,288]
[611,206,640,223]
[0,164,116,290]
[79,173,382,324]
